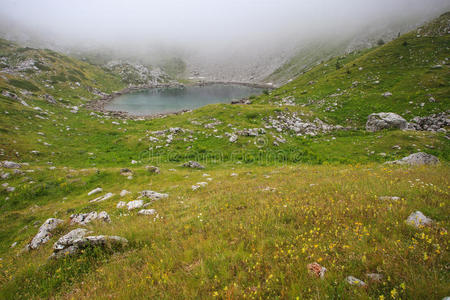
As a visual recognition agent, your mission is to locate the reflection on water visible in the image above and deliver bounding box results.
[105,84,263,115]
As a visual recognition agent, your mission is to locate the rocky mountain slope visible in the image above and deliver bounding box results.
[0,12,448,300]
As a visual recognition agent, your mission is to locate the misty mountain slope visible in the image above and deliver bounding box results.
[257,12,450,126]
[0,38,128,106]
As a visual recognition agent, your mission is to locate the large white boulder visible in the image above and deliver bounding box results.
[366,112,407,132]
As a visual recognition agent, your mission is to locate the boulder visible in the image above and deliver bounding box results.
[346,276,367,287]
[366,113,407,132]
[127,200,144,210]
[70,211,111,225]
[386,152,439,166]
[406,211,433,228]
[146,166,160,174]
[90,192,114,203]
[138,209,157,215]
[182,161,205,169]
[25,218,64,250]
[140,190,168,200]
[53,228,88,251]
[120,190,131,197]
[1,161,21,169]
[51,234,128,259]
[87,187,103,196]
[116,201,127,208]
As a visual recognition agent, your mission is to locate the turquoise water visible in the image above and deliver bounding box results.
[105,84,263,115]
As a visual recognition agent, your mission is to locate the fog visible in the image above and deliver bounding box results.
[1,0,449,76]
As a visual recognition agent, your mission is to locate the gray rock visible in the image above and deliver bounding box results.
[138,209,157,215]
[406,211,433,228]
[1,161,21,169]
[366,113,407,132]
[70,211,111,225]
[87,187,103,196]
[26,218,64,250]
[346,276,367,287]
[53,228,88,250]
[116,201,126,208]
[386,152,439,166]
[51,235,128,259]
[127,200,143,210]
[182,161,205,169]
[146,166,160,174]
[140,190,168,200]
[90,192,114,203]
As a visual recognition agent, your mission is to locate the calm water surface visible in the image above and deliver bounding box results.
[105,84,263,115]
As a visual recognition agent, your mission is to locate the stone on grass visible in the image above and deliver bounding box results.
[386,152,439,166]
[87,187,103,196]
[140,190,168,200]
[406,211,433,228]
[127,200,144,210]
[25,218,64,250]
[1,161,21,169]
[120,190,131,197]
[51,234,128,259]
[90,192,114,203]
[366,113,407,132]
[70,211,111,225]
[379,196,400,201]
[146,166,160,174]
[138,209,157,215]
[346,276,367,287]
[182,161,205,169]
[116,201,126,208]
[53,228,88,250]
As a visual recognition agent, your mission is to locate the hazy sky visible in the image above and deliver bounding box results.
[1,0,449,59]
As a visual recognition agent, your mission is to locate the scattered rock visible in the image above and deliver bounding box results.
[346,276,367,287]
[51,234,128,259]
[127,200,144,210]
[90,192,114,203]
[406,211,433,228]
[116,201,126,208]
[307,262,327,278]
[382,92,393,97]
[140,190,168,200]
[25,218,64,250]
[386,152,439,166]
[146,166,160,174]
[379,196,400,201]
[138,209,157,215]
[120,190,131,197]
[366,113,407,132]
[87,187,103,196]
[407,112,449,132]
[182,161,205,169]
[70,211,111,225]
[120,168,133,176]
[1,161,21,169]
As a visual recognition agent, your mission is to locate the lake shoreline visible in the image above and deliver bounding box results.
[86,81,272,119]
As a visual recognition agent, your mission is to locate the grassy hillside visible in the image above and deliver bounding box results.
[0,13,448,300]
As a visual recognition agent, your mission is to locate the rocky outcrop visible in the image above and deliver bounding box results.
[406,211,433,228]
[51,229,128,259]
[24,218,64,250]
[70,211,111,225]
[182,161,205,169]
[386,152,439,166]
[266,112,344,136]
[407,112,449,132]
[366,113,407,132]
[140,190,168,200]
[1,161,21,169]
